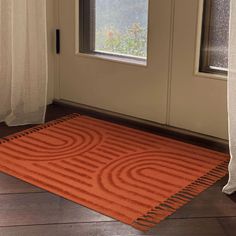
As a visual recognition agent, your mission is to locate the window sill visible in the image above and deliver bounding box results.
[75,52,148,67]
[194,71,227,81]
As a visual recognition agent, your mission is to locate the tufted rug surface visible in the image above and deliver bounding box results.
[0,114,229,231]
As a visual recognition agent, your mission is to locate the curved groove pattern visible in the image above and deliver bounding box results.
[0,114,229,231]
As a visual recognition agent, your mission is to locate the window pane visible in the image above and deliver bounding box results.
[200,0,230,74]
[95,0,149,59]
[208,0,230,70]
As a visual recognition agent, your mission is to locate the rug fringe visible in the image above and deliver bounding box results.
[0,113,80,144]
[132,160,229,232]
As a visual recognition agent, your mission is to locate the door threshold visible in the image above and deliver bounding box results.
[53,99,229,154]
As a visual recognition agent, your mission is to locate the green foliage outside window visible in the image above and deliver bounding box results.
[95,0,148,58]
[96,23,147,58]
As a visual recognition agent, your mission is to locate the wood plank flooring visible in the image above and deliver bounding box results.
[0,104,235,236]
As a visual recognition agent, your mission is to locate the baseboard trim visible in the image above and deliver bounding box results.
[53,99,229,154]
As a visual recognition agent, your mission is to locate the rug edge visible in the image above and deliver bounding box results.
[0,113,80,144]
[131,160,229,232]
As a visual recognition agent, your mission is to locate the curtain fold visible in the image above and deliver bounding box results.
[0,0,47,126]
[223,0,236,195]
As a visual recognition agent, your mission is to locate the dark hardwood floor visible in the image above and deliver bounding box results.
[0,104,235,236]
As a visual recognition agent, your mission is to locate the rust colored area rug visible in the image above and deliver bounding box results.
[0,114,229,231]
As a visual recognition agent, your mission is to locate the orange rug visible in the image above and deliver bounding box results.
[0,114,229,231]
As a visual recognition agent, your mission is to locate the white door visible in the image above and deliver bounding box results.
[169,0,228,139]
[56,0,228,139]
[56,0,173,124]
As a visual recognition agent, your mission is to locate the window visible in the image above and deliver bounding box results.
[79,0,149,61]
[199,0,230,75]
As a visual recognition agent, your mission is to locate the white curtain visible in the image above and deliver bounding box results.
[0,0,48,126]
[223,0,236,195]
